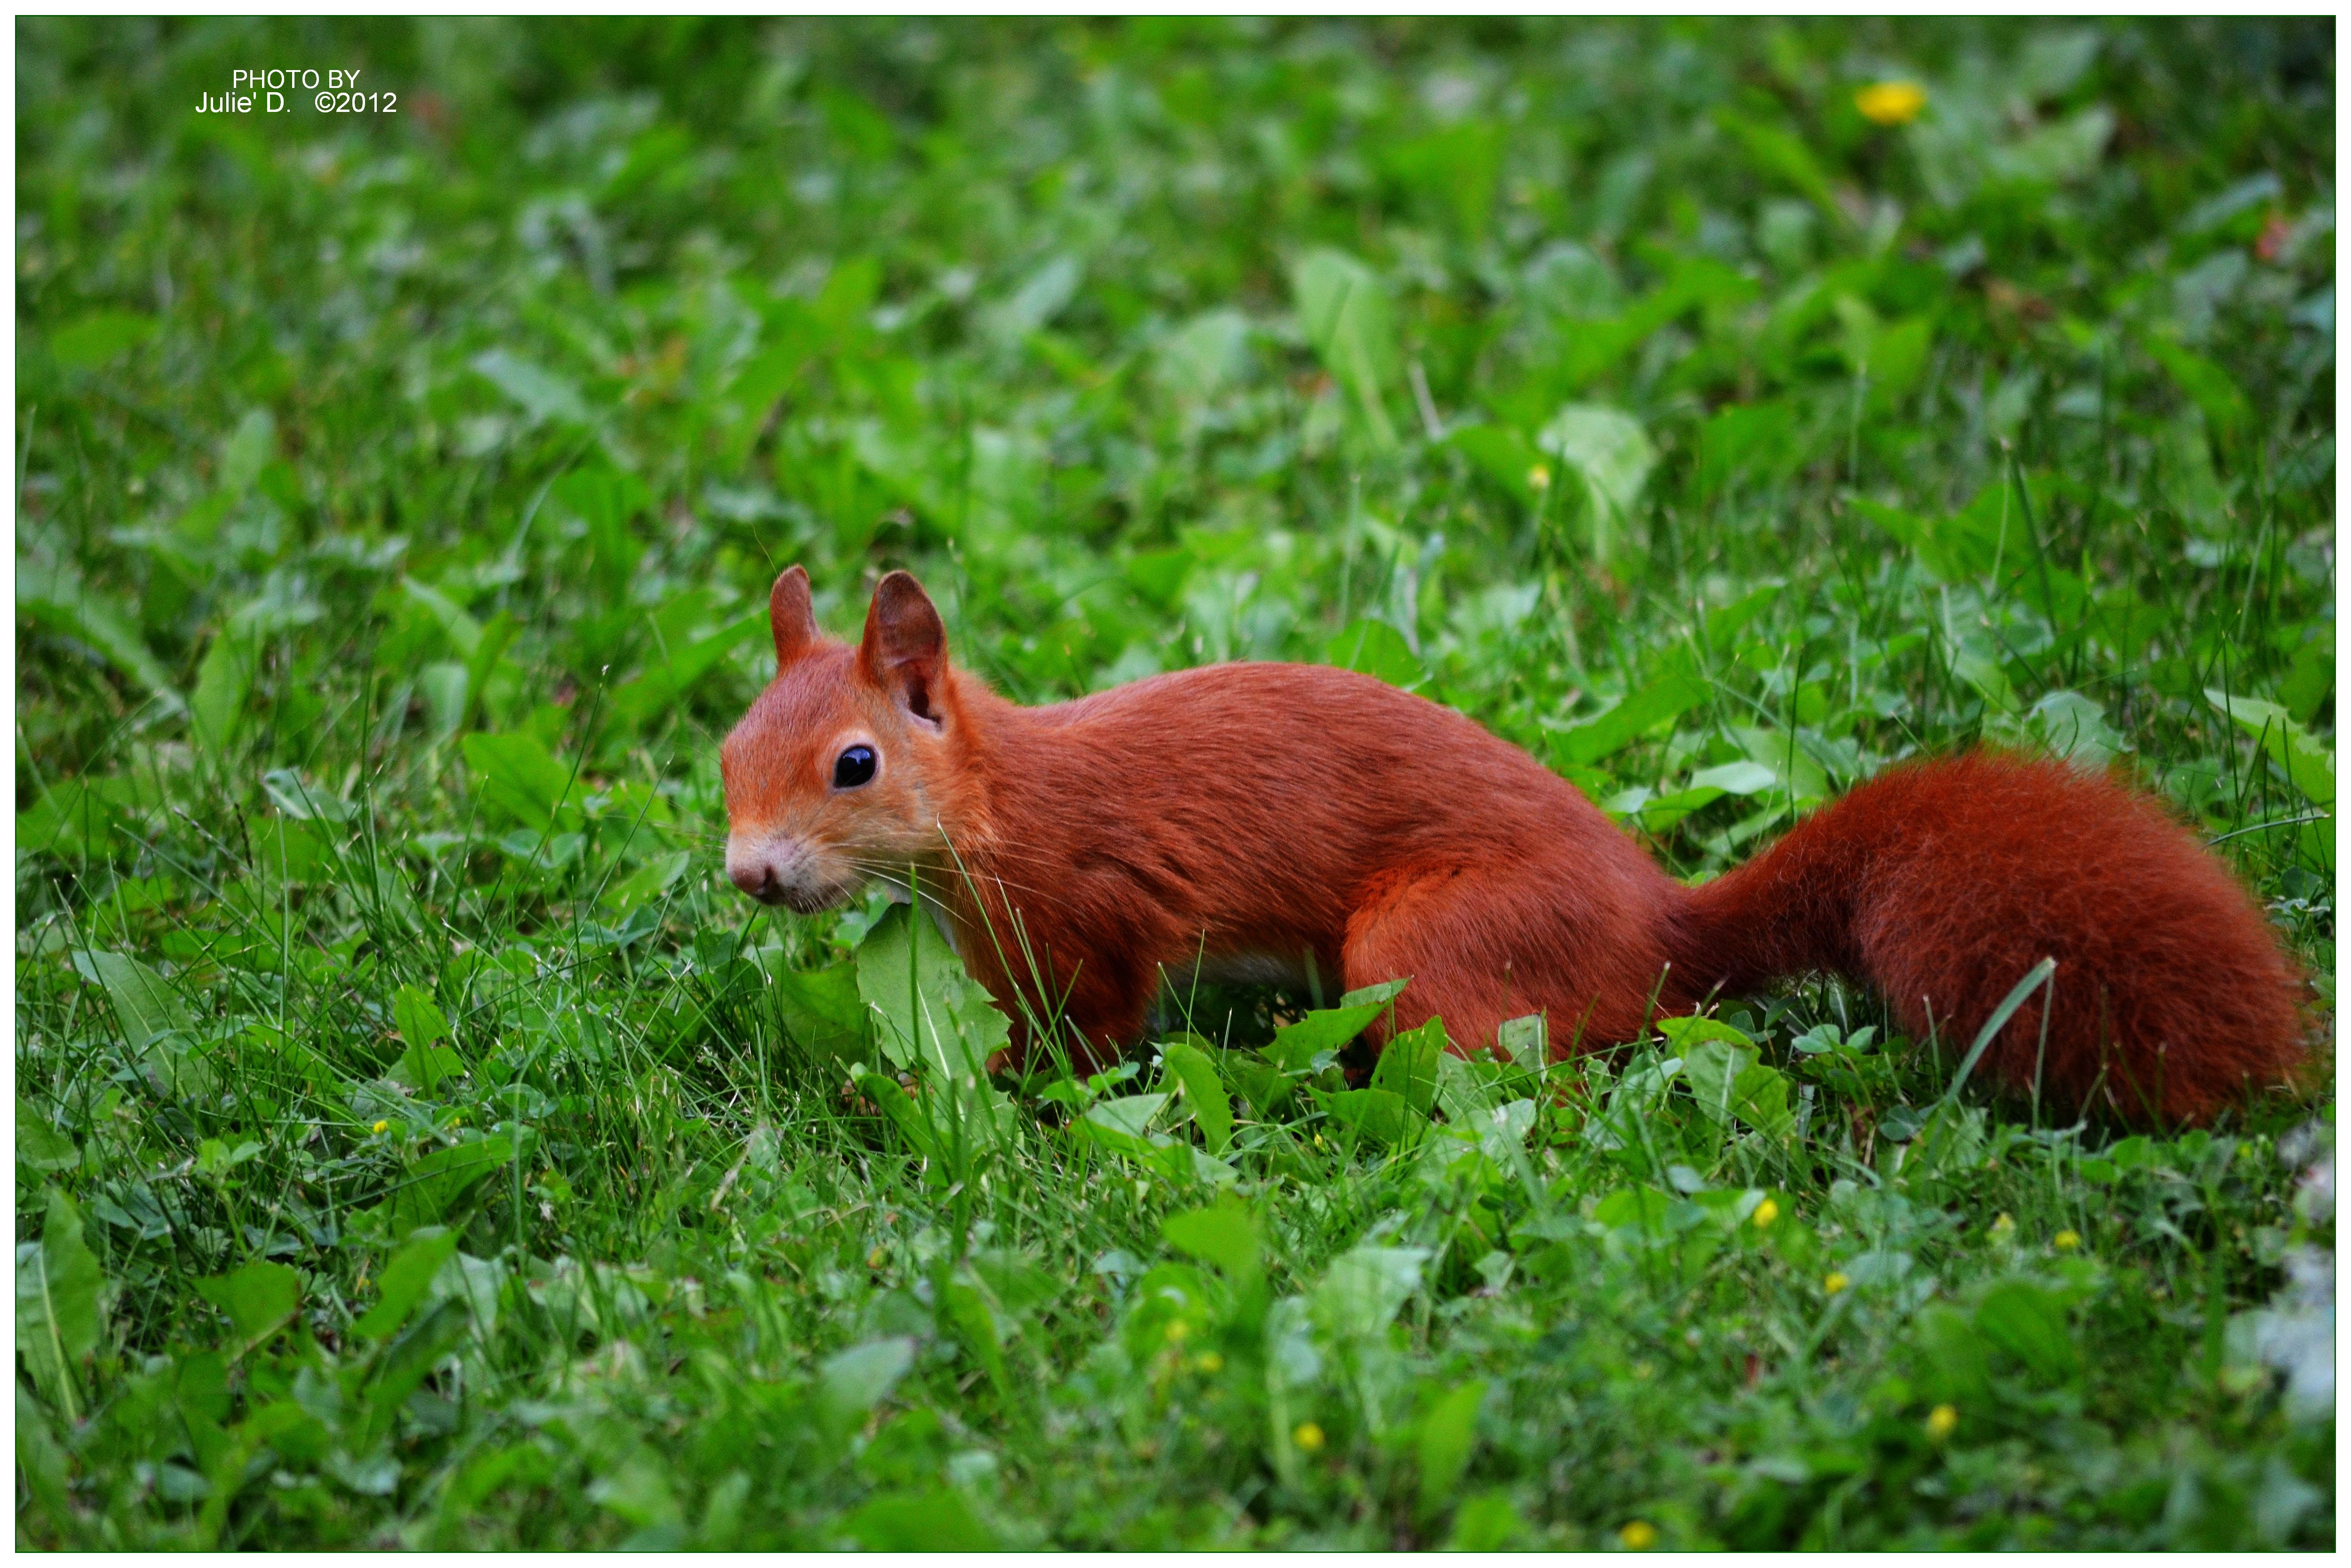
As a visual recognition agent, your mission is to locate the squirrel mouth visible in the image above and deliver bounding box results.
[769,874,858,915]
[779,886,844,915]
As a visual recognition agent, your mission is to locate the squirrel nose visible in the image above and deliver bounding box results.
[725,839,793,904]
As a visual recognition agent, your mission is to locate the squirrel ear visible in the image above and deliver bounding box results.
[770,566,818,670]
[858,570,948,726]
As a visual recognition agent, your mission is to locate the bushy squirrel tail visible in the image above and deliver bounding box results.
[1667,752,2310,1125]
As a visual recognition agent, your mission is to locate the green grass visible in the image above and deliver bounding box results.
[14,17,2336,1549]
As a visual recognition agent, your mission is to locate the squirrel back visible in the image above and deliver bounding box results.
[723,568,2311,1126]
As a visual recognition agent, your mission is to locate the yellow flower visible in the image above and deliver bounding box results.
[1164,1319,1191,1344]
[1856,80,1927,126]
[1824,1271,1850,1295]
[1293,1421,1325,1453]
[1926,1403,1958,1439]
[1990,1212,2016,1237]
[371,1120,389,1134]
[1195,1351,1224,1374]
[2053,1229,2081,1251]
[1752,1197,1779,1228]
[1527,464,1553,492]
[1620,1520,1659,1550]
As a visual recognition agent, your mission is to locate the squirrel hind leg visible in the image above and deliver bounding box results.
[1339,858,1672,1059]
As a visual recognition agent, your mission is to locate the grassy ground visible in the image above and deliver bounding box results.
[13,18,2336,1549]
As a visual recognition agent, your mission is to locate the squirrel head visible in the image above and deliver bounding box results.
[720,566,969,912]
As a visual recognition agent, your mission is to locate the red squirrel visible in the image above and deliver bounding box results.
[721,566,2308,1126]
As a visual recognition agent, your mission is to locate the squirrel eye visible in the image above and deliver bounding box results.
[833,744,877,789]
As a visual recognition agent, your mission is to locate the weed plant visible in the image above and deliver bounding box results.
[14,18,2336,1548]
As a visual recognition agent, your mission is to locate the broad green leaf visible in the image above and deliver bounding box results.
[1729,1062,1796,1137]
[390,1040,464,1095]
[16,1191,105,1420]
[195,1261,300,1348]
[248,818,334,884]
[262,768,355,822]
[1540,403,1655,566]
[1476,1099,1539,1164]
[354,1226,460,1339]
[1370,1016,1445,1114]
[16,1104,78,1172]
[850,1065,940,1163]
[774,960,870,1066]
[73,950,217,1100]
[1434,1053,1499,1125]
[393,984,450,1050]
[1293,247,1401,447]
[1077,1094,1168,1159]
[1594,1186,1673,1232]
[49,309,157,369]
[219,408,276,493]
[1495,1014,1549,1073]
[938,1275,1007,1389]
[819,1337,916,1437]
[1546,673,1709,766]
[984,252,1084,345]
[410,662,469,745]
[1698,400,1802,496]
[1323,618,1429,691]
[1266,987,1402,1071]
[379,1135,524,1242]
[1341,977,1413,1009]
[359,1297,469,1444]
[461,731,580,832]
[472,347,589,426]
[190,625,259,754]
[601,849,690,913]
[1318,1086,1422,1145]
[2023,689,2128,768]
[1716,110,1837,211]
[609,610,768,729]
[1311,1243,1431,1345]
[429,1251,504,1342]
[194,1138,263,1183]
[1161,1039,1233,1155]
[1681,1035,1759,1126]
[1123,546,1193,610]
[1993,105,2114,186]
[844,1487,997,1551]
[552,467,653,596]
[1228,1056,1295,1119]
[16,778,124,860]
[1161,1200,1262,1287]
[1450,423,1550,507]
[2148,338,2251,445]
[401,577,485,659]
[1155,309,1251,403]
[2207,689,2335,808]
[1419,1380,1488,1519]
[965,1249,1061,1320]
[1614,760,1782,832]
[588,1455,681,1531]
[1550,260,1751,390]
[17,560,176,697]
[1975,1278,2079,1382]
[856,903,1012,1088]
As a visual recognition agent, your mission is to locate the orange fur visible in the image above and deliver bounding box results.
[722,569,2311,1125]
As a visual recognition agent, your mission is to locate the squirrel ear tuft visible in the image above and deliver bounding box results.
[770,566,818,670]
[858,570,949,725]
